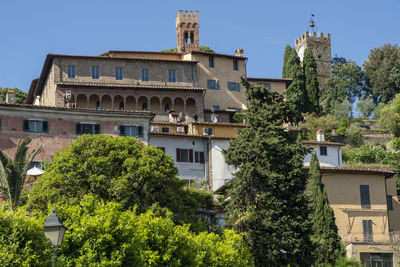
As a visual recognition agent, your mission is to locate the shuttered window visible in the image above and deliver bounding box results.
[363,220,373,242]
[176,148,193,163]
[76,123,100,135]
[195,151,205,164]
[23,120,48,133]
[360,185,371,209]
[119,126,143,138]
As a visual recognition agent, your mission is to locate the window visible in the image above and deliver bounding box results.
[115,67,123,80]
[387,195,393,210]
[360,185,371,209]
[23,120,48,133]
[162,127,169,133]
[194,151,205,164]
[212,105,220,111]
[320,146,327,156]
[157,147,165,153]
[92,66,99,79]
[259,83,271,89]
[360,253,393,266]
[176,148,193,163]
[362,220,373,242]
[207,79,220,89]
[119,125,143,137]
[76,123,100,135]
[0,118,2,130]
[168,70,176,82]
[141,69,149,81]
[68,65,75,78]
[29,161,42,169]
[164,103,170,113]
[209,56,214,68]
[228,82,240,91]
[233,59,238,70]
[119,102,124,110]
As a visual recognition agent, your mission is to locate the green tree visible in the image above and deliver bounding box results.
[364,43,400,104]
[303,48,321,114]
[379,93,400,137]
[284,47,307,121]
[0,207,52,266]
[224,78,313,266]
[307,153,342,265]
[356,96,375,119]
[0,88,28,104]
[27,135,212,229]
[282,44,292,77]
[322,57,365,117]
[54,195,253,266]
[0,138,41,210]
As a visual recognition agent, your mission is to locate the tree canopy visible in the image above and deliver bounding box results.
[27,134,212,230]
[303,48,321,114]
[0,88,27,104]
[363,43,400,104]
[379,93,400,137]
[224,78,313,266]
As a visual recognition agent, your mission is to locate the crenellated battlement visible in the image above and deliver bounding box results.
[176,10,199,28]
[295,31,331,45]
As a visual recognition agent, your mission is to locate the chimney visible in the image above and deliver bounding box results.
[235,48,244,57]
[6,89,15,104]
[316,128,325,142]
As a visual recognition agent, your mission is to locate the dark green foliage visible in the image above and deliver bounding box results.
[283,47,307,121]
[0,138,41,210]
[347,124,364,147]
[322,57,365,117]
[0,207,52,266]
[302,113,339,141]
[224,78,313,266]
[232,112,246,123]
[379,93,400,137]
[392,137,400,150]
[356,96,375,119]
[363,43,400,104]
[282,44,292,77]
[337,117,350,136]
[303,48,321,114]
[26,135,212,230]
[54,195,253,266]
[0,88,27,104]
[307,154,342,264]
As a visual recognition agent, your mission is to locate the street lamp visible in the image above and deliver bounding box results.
[43,209,66,247]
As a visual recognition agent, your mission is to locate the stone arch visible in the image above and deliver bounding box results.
[114,95,124,110]
[89,94,100,109]
[186,98,196,115]
[150,97,161,112]
[76,94,87,108]
[174,97,184,114]
[101,95,112,110]
[126,95,136,110]
[162,97,172,113]
[138,96,148,111]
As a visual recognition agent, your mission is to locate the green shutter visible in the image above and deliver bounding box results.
[138,126,144,138]
[23,120,29,132]
[76,123,82,135]
[119,125,125,136]
[42,121,48,133]
[95,124,100,134]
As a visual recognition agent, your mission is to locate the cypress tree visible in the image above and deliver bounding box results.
[224,78,314,266]
[303,48,321,114]
[307,153,342,264]
[282,44,292,78]
[285,48,307,122]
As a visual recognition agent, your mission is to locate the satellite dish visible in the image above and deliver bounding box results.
[211,114,218,123]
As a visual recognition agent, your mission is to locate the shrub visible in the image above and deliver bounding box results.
[347,124,363,147]
[392,137,400,150]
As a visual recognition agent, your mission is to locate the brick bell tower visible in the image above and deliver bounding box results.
[295,16,332,89]
[176,10,199,53]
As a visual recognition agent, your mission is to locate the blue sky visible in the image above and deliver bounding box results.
[0,0,399,92]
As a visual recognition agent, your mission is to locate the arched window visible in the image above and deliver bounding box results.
[142,103,147,111]
[165,103,170,113]
[119,102,125,110]
[96,101,101,110]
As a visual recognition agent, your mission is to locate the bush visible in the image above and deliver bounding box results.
[347,124,364,147]
[337,117,350,136]
[302,114,339,141]
[392,137,400,150]
[0,206,52,266]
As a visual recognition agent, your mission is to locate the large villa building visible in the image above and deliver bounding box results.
[0,10,399,266]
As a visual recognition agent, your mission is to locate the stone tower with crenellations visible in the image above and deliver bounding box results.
[295,31,332,89]
[176,10,199,53]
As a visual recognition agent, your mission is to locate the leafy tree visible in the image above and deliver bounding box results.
[301,113,339,141]
[303,48,321,114]
[0,88,28,104]
[307,153,342,264]
[379,93,400,137]
[282,44,292,77]
[356,96,375,119]
[0,206,52,266]
[54,195,253,266]
[322,57,365,117]
[283,47,307,121]
[27,135,212,229]
[224,78,313,266]
[0,138,41,210]
[363,43,400,104]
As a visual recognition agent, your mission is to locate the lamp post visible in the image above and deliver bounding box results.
[43,209,66,267]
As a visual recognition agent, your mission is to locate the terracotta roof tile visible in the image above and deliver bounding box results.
[56,82,206,91]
